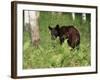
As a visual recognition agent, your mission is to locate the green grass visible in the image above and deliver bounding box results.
[23,12,91,69]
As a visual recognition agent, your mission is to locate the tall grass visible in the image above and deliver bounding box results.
[23,11,91,69]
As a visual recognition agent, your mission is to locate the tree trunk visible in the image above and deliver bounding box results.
[28,11,40,47]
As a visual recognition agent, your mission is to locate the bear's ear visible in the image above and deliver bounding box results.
[56,24,59,29]
[48,26,52,30]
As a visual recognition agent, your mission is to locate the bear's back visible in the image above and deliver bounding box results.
[60,25,80,48]
[60,25,79,36]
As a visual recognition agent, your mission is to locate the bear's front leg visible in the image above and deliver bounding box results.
[60,37,64,45]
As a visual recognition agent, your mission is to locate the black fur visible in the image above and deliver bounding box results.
[49,24,80,49]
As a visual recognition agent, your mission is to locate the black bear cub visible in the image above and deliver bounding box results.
[49,24,80,49]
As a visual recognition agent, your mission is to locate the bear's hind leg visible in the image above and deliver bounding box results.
[67,39,75,49]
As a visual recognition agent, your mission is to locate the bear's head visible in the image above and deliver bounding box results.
[48,24,59,40]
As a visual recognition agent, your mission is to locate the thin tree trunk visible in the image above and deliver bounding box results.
[28,11,40,47]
